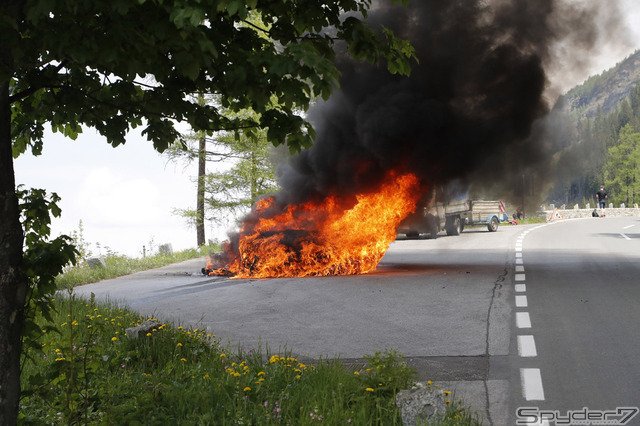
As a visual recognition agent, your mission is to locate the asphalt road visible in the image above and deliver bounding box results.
[508,217,640,426]
[73,217,640,425]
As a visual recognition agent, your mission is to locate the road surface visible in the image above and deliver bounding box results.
[73,217,640,425]
[508,217,640,426]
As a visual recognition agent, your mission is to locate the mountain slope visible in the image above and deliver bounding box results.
[561,49,640,119]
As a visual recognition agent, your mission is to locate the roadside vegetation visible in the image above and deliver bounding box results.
[54,245,217,289]
[53,220,218,289]
[512,216,547,225]
[19,295,482,425]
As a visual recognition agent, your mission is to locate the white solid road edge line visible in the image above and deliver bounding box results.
[521,368,545,400]
[518,335,538,357]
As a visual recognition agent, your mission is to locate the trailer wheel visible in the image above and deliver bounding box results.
[446,217,462,236]
[487,216,499,232]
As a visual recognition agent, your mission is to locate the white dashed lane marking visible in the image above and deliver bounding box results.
[515,224,550,404]
[516,312,532,328]
[521,368,545,401]
[518,335,538,357]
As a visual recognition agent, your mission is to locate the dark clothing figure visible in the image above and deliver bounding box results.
[596,186,607,209]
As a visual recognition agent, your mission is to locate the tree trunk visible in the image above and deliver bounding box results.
[196,134,206,247]
[0,78,27,425]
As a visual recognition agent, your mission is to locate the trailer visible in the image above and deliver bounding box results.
[399,185,510,238]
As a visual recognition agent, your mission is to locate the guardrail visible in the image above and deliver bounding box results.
[538,203,640,219]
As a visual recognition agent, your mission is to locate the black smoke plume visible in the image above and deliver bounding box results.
[275,0,621,207]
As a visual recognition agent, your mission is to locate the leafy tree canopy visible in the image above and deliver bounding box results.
[4,0,415,157]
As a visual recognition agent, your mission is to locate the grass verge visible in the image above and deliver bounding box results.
[20,295,481,425]
[55,244,217,289]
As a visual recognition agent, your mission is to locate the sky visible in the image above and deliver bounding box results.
[13,1,640,258]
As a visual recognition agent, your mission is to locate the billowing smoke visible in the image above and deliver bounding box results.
[274,0,624,208]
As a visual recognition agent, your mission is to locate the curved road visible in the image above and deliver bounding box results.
[74,217,640,425]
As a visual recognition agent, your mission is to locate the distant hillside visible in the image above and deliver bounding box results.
[561,49,640,119]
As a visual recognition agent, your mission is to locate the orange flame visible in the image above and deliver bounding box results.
[211,171,421,278]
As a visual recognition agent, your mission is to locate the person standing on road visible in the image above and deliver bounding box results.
[596,185,608,209]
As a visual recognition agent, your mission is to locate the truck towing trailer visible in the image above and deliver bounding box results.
[399,184,510,238]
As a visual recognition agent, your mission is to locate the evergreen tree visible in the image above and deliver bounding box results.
[604,124,640,205]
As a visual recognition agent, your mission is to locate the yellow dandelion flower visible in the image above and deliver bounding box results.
[220,353,226,358]
[257,371,265,376]
[269,355,279,363]
[258,378,265,382]
[180,358,187,362]
[446,400,451,404]
[365,388,374,392]
[427,380,433,385]
[444,391,452,395]
[146,333,152,337]
[243,387,251,392]
[232,362,237,367]
[111,337,117,341]
[354,371,360,375]
[234,372,241,377]
[295,375,301,379]
[177,343,183,347]
[178,326,183,330]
